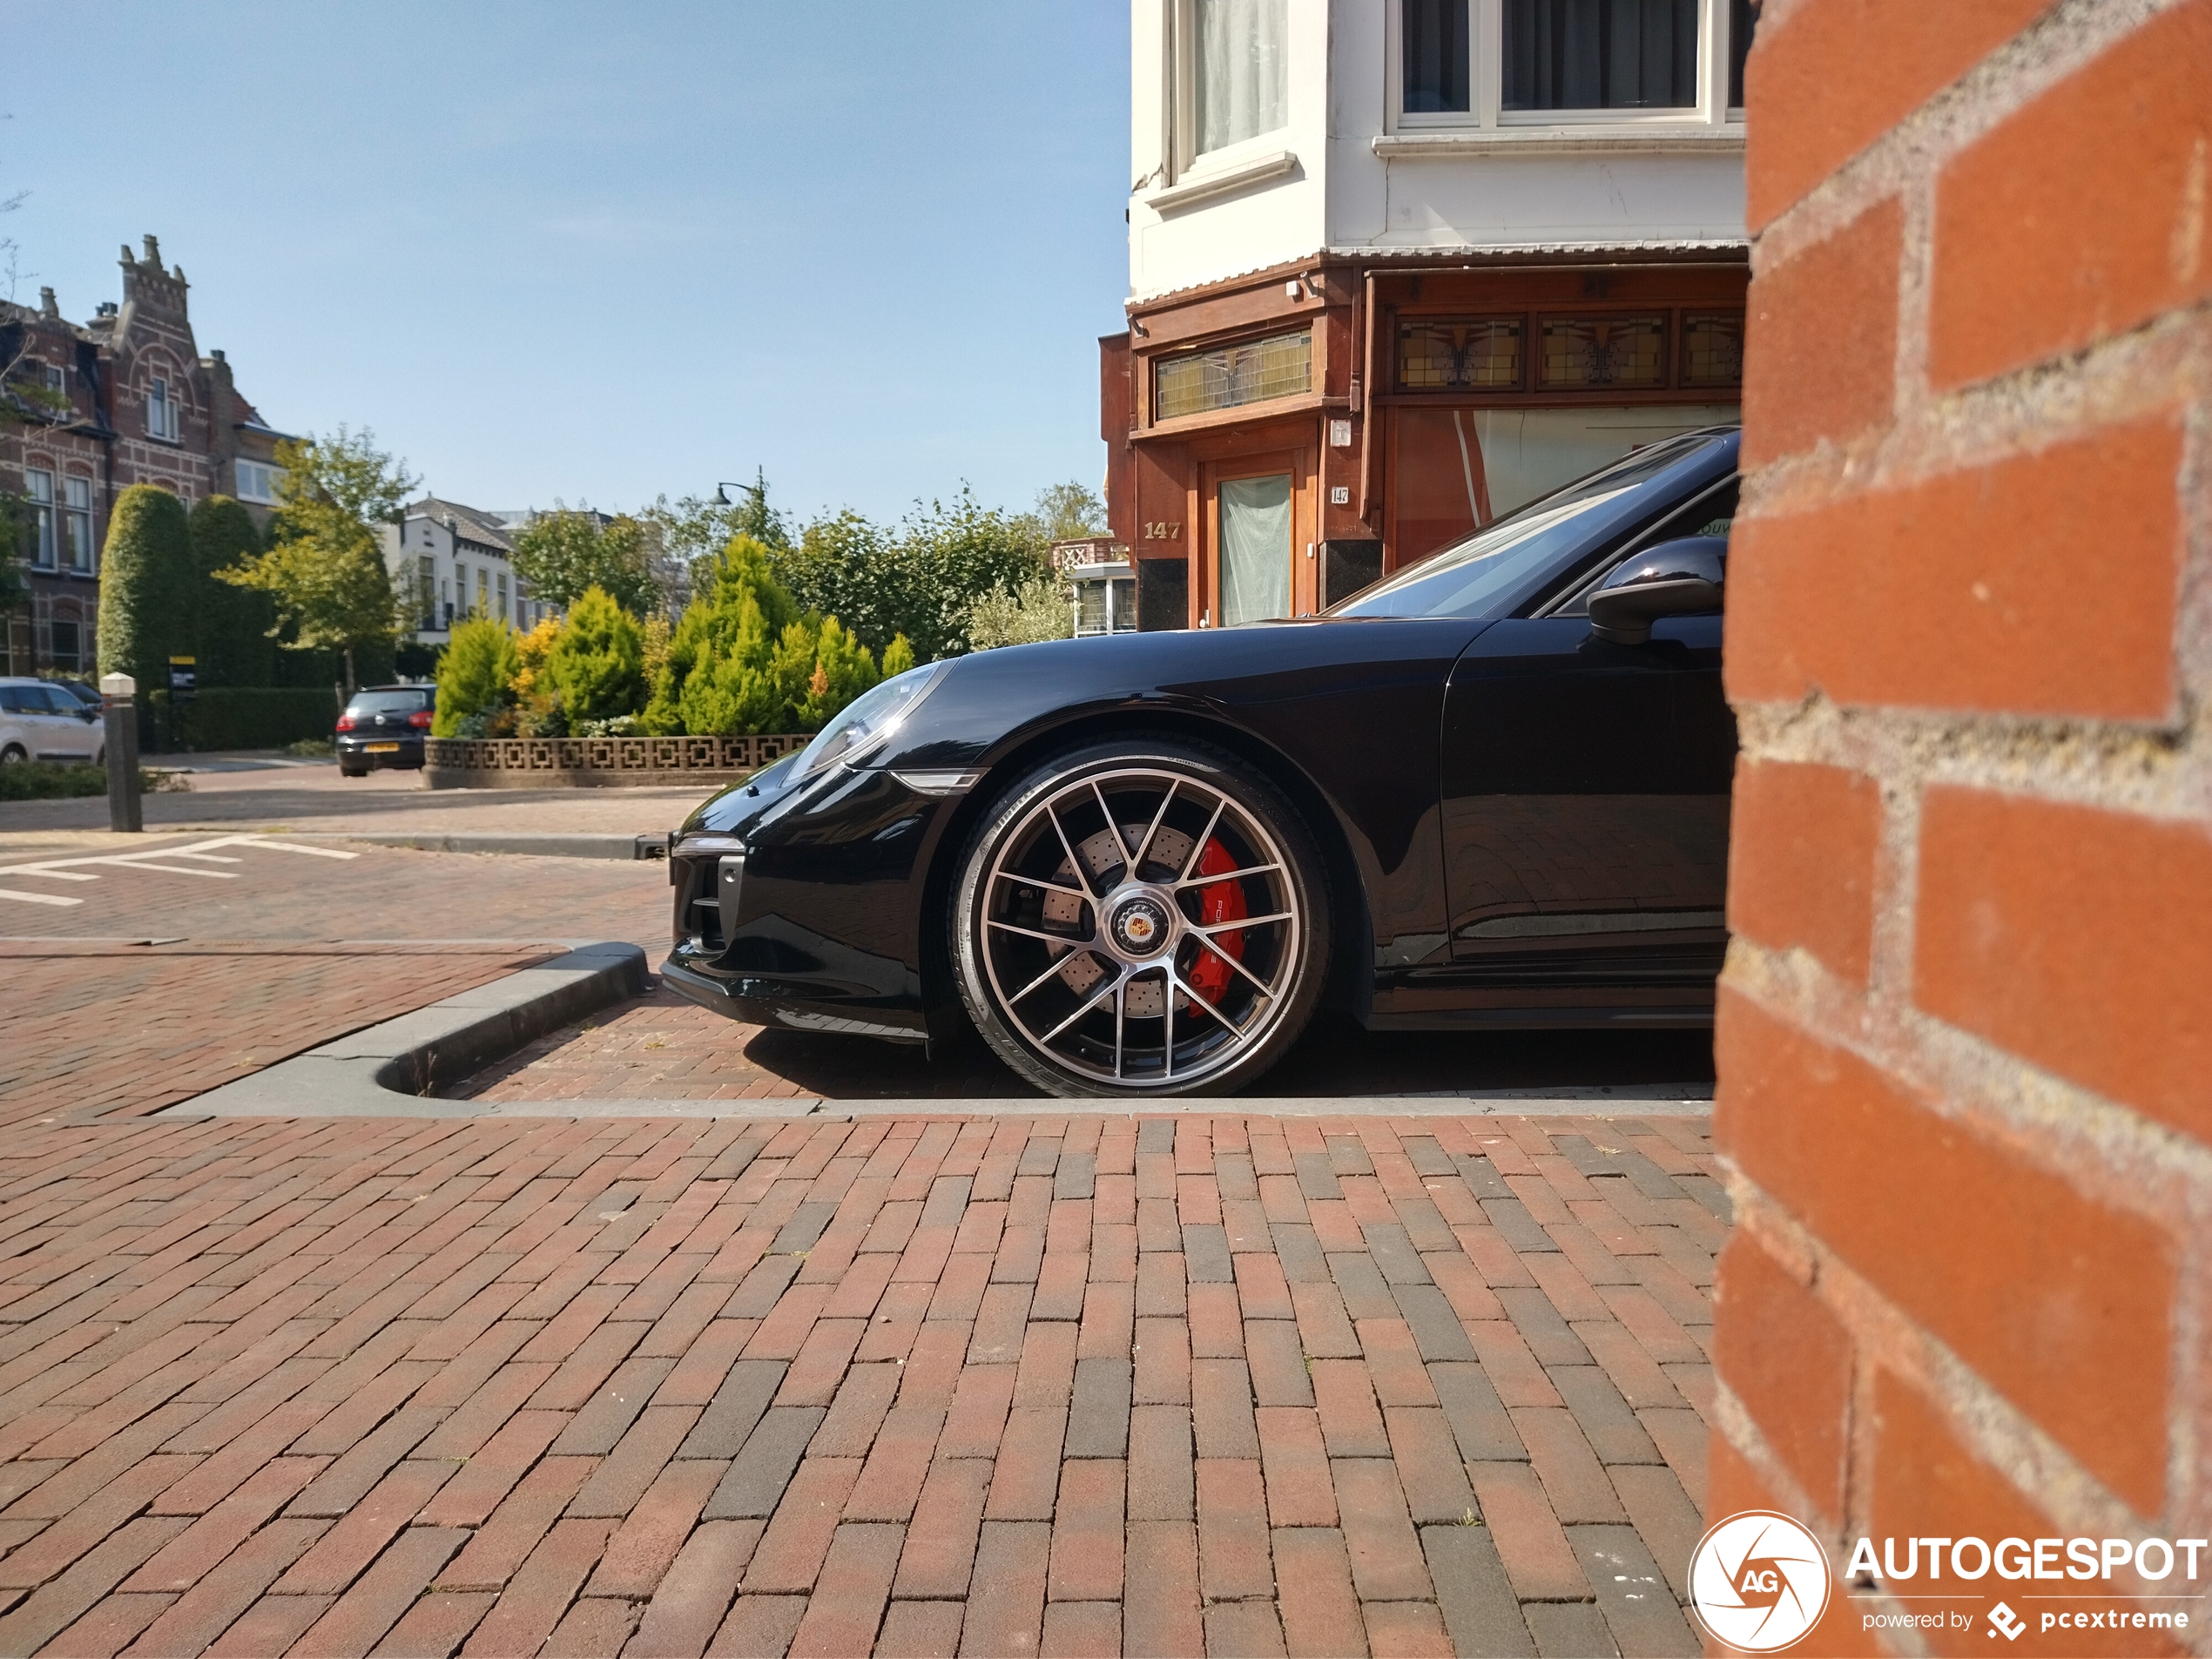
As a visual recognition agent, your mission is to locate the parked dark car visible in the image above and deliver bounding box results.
[664,428,1741,1097]
[336,685,433,776]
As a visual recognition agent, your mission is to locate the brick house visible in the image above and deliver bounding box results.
[1103,0,1757,628]
[0,234,290,676]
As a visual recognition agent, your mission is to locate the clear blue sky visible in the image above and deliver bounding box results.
[3,3,1129,526]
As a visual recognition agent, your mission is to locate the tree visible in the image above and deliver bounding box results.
[547,585,647,723]
[966,572,1074,651]
[96,485,195,689]
[644,472,790,618]
[880,634,916,679]
[798,616,880,729]
[510,507,658,616]
[432,616,521,737]
[640,535,801,736]
[187,496,274,686]
[1031,480,1109,543]
[219,427,416,691]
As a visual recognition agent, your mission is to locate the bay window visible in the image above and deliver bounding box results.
[1395,0,1753,132]
[1170,0,1290,178]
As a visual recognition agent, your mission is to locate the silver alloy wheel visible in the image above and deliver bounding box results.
[972,765,1305,1089]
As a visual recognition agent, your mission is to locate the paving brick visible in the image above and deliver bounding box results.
[1061,1356,1132,1460]
[588,1455,724,1597]
[1330,1459,1432,1603]
[1422,1522,1535,1657]
[0,1516,186,1658]
[1120,1521,1202,1659]
[276,1460,454,1595]
[1285,1282,1359,1360]
[1383,1406,1478,1525]
[437,1458,595,1592]
[877,1599,965,1658]
[1427,1362,1525,1465]
[1195,1458,1272,1601]
[1244,1320,1313,1408]
[1192,1358,1261,1460]
[1271,1527,1365,1659]
[293,1523,465,1658]
[744,1456,865,1593]
[704,1592,803,1658]
[1466,1462,1588,1602]
[542,1595,637,1656]
[1635,1407,1708,1510]
[1568,1523,1696,1656]
[893,1458,992,1599]
[985,1406,1068,1521]
[420,1409,568,1527]
[705,1407,825,1521]
[787,1521,903,1658]
[124,1456,325,1595]
[205,1594,331,1657]
[626,1517,761,1658]
[1133,1315,1190,1406]
[1047,1457,1124,1603]
[959,1521,1048,1659]
[1512,1406,1627,1524]
[570,1404,700,1517]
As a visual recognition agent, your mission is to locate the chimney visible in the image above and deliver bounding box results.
[141,234,163,273]
[38,287,58,319]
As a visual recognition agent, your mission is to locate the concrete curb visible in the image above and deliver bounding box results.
[161,941,651,1117]
[294,832,670,860]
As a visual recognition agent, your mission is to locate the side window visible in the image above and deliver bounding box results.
[1553,476,1737,617]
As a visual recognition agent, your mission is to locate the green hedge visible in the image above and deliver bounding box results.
[144,687,339,752]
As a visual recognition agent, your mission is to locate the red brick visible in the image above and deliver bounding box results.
[205,1594,329,1657]
[1245,1319,1314,1407]
[1047,1457,1125,1603]
[846,1405,945,1523]
[788,1522,904,1658]
[569,1404,699,1517]
[1467,1461,1587,1601]
[542,1595,637,1656]
[1746,0,2054,226]
[1040,1601,1120,1657]
[587,1456,723,1597]
[1915,788,2212,1141]
[418,1409,566,1527]
[437,1458,594,1592]
[1932,1,2212,386]
[877,1600,964,1658]
[1712,1231,1851,1521]
[1129,1404,1196,1522]
[893,1458,992,1598]
[1271,1527,1364,1659]
[1330,1458,1431,1602]
[1206,1601,1288,1656]
[1743,197,1901,463]
[1310,1360,1389,1459]
[1718,990,2175,1513]
[961,1521,1049,1658]
[293,1523,465,1657]
[777,1318,866,1407]
[1133,1315,1190,1406]
[1364,1601,1451,1656]
[124,1456,323,1593]
[1727,760,1882,984]
[1463,1323,1559,1408]
[657,1317,756,1407]
[743,1457,864,1593]
[627,1518,761,1658]
[1188,1283,1244,1358]
[125,1518,327,1658]
[808,1362,902,1457]
[1728,415,2185,722]
[1120,1521,1202,1659]
[1015,1319,1079,1408]
[985,1406,1069,1521]
[1255,1406,1335,1527]
[939,1363,1016,1460]
[705,1593,803,1658]
[1352,1318,1436,1407]
[1706,1438,1885,1658]
[1196,1458,1272,1601]
[274,1460,452,1595]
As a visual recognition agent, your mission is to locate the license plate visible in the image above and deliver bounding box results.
[365,742,401,753]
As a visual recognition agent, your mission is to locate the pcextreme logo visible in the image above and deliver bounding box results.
[1689,1511,1832,1652]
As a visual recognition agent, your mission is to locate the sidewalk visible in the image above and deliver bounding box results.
[0,1109,1717,1657]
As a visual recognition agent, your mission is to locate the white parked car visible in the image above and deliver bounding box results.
[0,678,106,766]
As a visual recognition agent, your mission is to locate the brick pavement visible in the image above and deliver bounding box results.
[0,945,549,1130]
[0,1109,1723,1656]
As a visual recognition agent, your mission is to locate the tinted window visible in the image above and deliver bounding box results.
[347,690,429,715]
[30,685,75,713]
[1331,432,1730,620]
[1554,477,1739,617]
[0,687,30,713]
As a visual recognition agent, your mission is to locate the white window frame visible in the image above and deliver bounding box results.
[146,375,181,442]
[62,475,94,574]
[1383,0,1744,148]
[1164,0,1295,185]
[236,458,282,505]
[24,469,57,568]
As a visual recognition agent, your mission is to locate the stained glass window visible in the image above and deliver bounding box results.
[1155,330,1312,421]
[1399,320,1524,391]
[1680,313,1745,387]
[1538,315,1668,388]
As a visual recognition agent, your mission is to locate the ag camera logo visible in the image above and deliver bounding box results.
[1689,1511,1832,1652]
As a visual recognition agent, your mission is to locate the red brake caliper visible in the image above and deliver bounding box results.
[1186,838,1246,1004]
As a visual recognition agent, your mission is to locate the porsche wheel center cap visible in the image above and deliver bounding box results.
[1109,895,1172,957]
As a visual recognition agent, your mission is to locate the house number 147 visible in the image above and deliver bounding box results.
[1143,521,1183,540]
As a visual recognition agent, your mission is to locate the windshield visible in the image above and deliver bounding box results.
[1329,431,1732,620]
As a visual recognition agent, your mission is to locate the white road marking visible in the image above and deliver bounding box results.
[0,888,82,907]
[232,838,359,860]
[10,870,98,881]
[158,852,244,864]
[95,862,239,879]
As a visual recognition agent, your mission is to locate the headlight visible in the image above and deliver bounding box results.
[790,661,949,781]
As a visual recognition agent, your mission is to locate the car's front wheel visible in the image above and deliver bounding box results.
[0,745,25,765]
[952,738,1329,1098]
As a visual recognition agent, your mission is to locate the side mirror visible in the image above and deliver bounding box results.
[1588,536,1726,644]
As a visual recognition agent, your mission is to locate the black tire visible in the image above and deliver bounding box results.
[0,745,26,765]
[339,763,369,779]
[952,736,1330,1098]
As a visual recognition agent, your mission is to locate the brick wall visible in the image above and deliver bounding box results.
[1715,0,2211,1649]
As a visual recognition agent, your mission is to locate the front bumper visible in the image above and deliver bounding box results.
[660,954,928,1042]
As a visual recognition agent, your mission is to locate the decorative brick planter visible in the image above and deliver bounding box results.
[423,733,808,789]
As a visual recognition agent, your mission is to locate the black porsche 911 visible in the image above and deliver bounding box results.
[663,427,1740,1098]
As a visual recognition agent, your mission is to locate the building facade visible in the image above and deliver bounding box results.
[1103,0,1752,626]
[380,499,555,644]
[1,235,289,674]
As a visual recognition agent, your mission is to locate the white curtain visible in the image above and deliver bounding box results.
[1218,474,1291,625]
[1196,0,1289,156]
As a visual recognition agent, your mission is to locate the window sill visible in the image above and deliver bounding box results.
[1374,125,1744,158]
[1141,149,1299,213]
